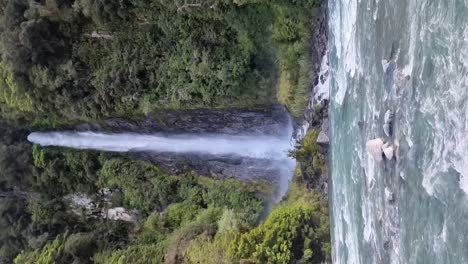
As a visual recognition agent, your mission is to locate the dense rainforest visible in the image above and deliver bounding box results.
[0,0,330,263]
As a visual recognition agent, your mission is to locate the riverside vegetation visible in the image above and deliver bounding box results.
[0,0,330,263]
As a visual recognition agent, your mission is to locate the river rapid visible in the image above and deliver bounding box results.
[329,0,468,263]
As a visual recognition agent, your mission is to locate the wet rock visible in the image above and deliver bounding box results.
[321,117,330,135]
[385,187,395,203]
[383,124,391,137]
[382,143,394,160]
[383,240,392,250]
[358,120,365,129]
[366,138,384,162]
[383,110,393,136]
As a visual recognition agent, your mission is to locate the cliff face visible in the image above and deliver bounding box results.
[135,152,288,183]
[77,105,291,137]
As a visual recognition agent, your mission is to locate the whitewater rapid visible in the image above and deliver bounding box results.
[329,0,468,263]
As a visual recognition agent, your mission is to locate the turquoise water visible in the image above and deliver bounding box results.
[329,0,468,263]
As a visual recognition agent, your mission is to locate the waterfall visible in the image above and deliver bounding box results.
[28,132,292,160]
[28,115,296,202]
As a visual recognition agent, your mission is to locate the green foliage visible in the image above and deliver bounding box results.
[198,178,264,228]
[272,1,318,117]
[233,195,330,264]
[63,232,96,260]
[0,123,36,261]
[185,231,236,264]
[98,158,179,211]
[14,235,65,264]
[32,145,45,168]
[0,0,319,124]
[290,129,327,189]
[193,206,224,226]
[0,0,284,124]
[0,64,33,112]
[82,156,264,263]
[295,129,321,162]
[0,197,31,261]
[94,243,166,264]
[0,123,34,189]
[137,212,169,244]
[32,147,101,196]
[164,202,203,229]
[184,209,243,264]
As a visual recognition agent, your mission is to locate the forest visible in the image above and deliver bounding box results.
[0,0,329,263]
[0,0,317,125]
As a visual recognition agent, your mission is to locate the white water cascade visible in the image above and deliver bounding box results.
[28,117,297,201]
[28,132,292,160]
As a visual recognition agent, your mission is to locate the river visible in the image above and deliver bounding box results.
[329,0,468,263]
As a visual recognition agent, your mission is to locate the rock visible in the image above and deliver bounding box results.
[105,207,138,222]
[366,138,384,162]
[358,121,364,129]
[90,31,113,40]
[96,106,290,137]
[383,123,391,137]
[75,122,101,131]
[383,110,394,136]
[385,187,395,203]
[65,193,96,215]
[316,130,329,145]
[321,118,330,135]
[136,152,286,183]
[382,143,394,160]
[383,240,392,250]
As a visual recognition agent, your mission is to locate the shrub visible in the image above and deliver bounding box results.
[232,195,330,264]
[14,235,65,264]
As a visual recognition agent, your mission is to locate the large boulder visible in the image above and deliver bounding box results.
[366,138,384,162]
